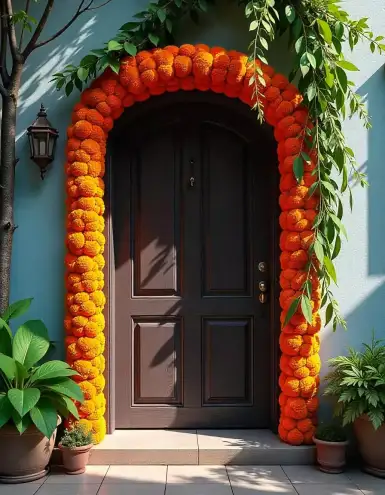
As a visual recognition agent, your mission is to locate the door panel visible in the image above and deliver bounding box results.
[112,98,274,429]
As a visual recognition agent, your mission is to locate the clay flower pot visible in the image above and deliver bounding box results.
[354,415,385,478]
[313,436,348,473]
[0,417,61,484]
[59,443,93,475]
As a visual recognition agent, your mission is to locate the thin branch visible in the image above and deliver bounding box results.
[0,0,10,85]
[22,0,54,59]
[87,0,114,10]
[22,0,112,57]
[5,0,19,62]
[18,0,31,51]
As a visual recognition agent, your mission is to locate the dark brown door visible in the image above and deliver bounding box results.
[112,94,275,428]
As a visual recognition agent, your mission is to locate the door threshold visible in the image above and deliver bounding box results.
[85,429,315,465]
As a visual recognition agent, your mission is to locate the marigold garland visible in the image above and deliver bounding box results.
[65,44,320,445]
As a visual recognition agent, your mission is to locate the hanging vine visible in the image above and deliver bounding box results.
[54,0,384,334]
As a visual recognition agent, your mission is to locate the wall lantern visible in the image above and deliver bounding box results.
[27,104,59,179]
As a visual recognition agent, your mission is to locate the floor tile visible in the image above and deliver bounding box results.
[95,430,198,450]
[35,484,100,495]
[282,465,351,484]
[231,483,297,494]
[294,484,364,495]
[104,465,167,484]
[45,465,108,484]
[98,484,166,495]
[0,486,40,495]
[166,484,233,495]
[360,487,385,495]
[346,469,385,486]
[227,466,290,485]
[167,466,228,484]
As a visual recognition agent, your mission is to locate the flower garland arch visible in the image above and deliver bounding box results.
[64,44,321,446]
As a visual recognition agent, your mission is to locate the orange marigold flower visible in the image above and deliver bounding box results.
[70,161,88,177]
[282,376,300,397]
[179,44,195,57]
[287,428,304,445]
[281,417,297,431]
[96,101,111,117]
[85,109,104,127]
[280,334,303,356]
[165,45,179,56]
[154,49,174,67]
[285,397,308,420]
[80,139,100,156]
[140,69,159,88]
[79,381,97,400]
[227,58,247,85]
[193,52,213,79]
[82,88,107,107]
[73,120,93,140]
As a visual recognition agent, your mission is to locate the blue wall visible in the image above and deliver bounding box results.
[10,0,385,391]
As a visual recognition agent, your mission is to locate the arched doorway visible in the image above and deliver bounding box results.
[108,92,280,428]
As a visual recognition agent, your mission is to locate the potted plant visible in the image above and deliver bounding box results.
[324,335,385,478]
[313,424,348,473]
[0,299,84,484]
[59,424,93,474]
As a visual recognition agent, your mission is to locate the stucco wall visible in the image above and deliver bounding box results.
[10,0,385,411]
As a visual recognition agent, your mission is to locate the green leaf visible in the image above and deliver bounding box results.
[325,303,334,326]
[324,256,338,285]
[0,353,16,380]
[107,40,122,52]
[335,21,344,40]
[77,67,89,82]
[0,394,13,428]
[317,19,333,44]
[249,20,258,31]
[30,361,77,384]
[15,361,29,382]
[260,37,268,50]
[57,395,80,420]
[2,299,33,323]
[166,18,172,33]
[198,0,207,11]
[285,5,295,23]
[332,236,342,260]
[80,55,98,67]
[314,239,324,265]
[0,327,12,357]
[65,81,74,97]
[301,295,313,324]
[307,82,316,101]
[43,378,84,402]
[13,320,49,370]
[30,398,58,439]
[157,8,166,22]
[108,56,120,74]
[330,214,348,239]
[12,410,32,434]
[124,42,137,56]
[337,60,359,71]
[148,33,159,46]
[307,52,317,69]
[8,389,40,417]
[175,0,182,7]
[120,22,139,31]
[295,36,304,54]
[299,53,309,77]
[293,156,304,182]
[336,67,348,93]
[283,297,300,327]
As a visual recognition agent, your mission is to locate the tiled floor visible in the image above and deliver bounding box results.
[1,465,385,495]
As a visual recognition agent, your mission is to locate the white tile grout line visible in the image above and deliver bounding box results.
[225,465,235,495]
[164,465,169,495]
[195,429,200,465]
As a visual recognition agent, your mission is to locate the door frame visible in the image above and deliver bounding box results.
[102,91,281,434]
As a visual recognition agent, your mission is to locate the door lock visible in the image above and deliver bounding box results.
[189,176,195,187]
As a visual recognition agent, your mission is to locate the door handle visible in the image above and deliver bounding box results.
[258,281,268,304]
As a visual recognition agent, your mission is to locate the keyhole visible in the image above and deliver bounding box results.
[190,177,195,187]
[189,158,195,188]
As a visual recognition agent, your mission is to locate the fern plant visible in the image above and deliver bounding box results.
[324,336,385,430]
[60,425,93,448]
[315,423,347,442]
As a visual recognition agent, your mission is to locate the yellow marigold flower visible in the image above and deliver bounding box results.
[84,241,101,257]
[68,233,85,250]
[82,280,99,293]
[90,313,105,329]
[91,355,105,373]
[75,256,96,273]
[79,399,96,417]
[77,419,92,433]
[94,254,105,269]
[72,316,88,328]
[74,292,90,305]
[94,393,106,410]
[79,381,97,400]
[90,290,105,307]
[84,321,101,338]
[90,374,105,394]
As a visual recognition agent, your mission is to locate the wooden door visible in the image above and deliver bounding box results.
[112,95,276,428]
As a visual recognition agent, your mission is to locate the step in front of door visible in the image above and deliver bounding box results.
[86,430,315,465]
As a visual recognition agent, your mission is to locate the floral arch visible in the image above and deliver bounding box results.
[64,44,321,446]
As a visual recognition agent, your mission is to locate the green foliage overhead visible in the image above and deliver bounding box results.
[60,424,93,448]
[0,299,83,439]
[52,0,385,332]
[324,335,385,430]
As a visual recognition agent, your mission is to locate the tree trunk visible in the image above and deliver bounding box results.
[0,91,18,314]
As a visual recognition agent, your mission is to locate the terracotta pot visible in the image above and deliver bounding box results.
[354,415,385,478]
[313,436,348,473]
[59,444,93,475]
[0,417,61,484]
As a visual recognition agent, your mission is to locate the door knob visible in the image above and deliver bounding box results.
[258,280,268,304]
[259,281,267,292]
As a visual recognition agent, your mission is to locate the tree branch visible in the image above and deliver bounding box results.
[22,0,113,57]
[0,0,10,85]
[4,0,20,62]
[22,0,54,59]
[18,0,31,51]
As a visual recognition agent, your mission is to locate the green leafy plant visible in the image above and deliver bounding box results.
[315,423,347,442]
[52,0,385,333]
[60,424,93,448]
[324,335,385,430]
[0,299,83,438]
